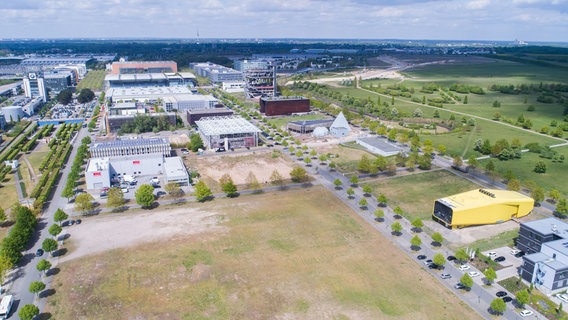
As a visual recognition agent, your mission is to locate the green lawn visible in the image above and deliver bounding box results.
[478,146,568,198]
[77,70,106,91]
[365,170,479,221]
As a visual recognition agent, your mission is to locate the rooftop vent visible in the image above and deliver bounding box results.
[478,189,496,198]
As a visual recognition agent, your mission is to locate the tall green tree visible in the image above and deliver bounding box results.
[135,184,155,208]
[219,174,238,197]
[189,133,204,152]
[433,253,446,268]
[531,187,545,204]
[194,180,213,202]
[357,155,371,173]
[455,248,469,262]
[516,289,530,307]
[42,238,58,255]
[290,166,308,183]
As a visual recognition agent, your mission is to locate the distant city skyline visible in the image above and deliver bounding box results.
[1,0,567,42]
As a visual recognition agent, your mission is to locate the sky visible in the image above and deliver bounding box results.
[1,0,567,42]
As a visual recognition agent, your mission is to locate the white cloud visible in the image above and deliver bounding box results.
[466,0,491,10]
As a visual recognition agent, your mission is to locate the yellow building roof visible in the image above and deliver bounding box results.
[439,189,533,210]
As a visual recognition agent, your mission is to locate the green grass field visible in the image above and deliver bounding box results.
[77,70,106,91]
[365,170,479,221]
[478,146,568,197]
[47,187,478,319]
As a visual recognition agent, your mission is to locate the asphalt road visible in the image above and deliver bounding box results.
[5,125,88,319]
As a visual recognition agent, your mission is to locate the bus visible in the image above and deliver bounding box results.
[0,294,13,320]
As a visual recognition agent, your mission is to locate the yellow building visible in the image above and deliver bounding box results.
[432,189,534,229]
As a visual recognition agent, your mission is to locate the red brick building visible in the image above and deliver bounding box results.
[259,96,310,116]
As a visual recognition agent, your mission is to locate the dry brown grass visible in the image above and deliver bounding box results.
[46,187,479,320]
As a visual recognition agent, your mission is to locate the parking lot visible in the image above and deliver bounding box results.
[49,101,95,119]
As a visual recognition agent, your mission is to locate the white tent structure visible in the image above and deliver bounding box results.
[329,112,351,138]
[312,126,329,138]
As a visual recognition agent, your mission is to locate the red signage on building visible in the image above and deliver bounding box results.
[93,172,102,176]
[133,160,140,165]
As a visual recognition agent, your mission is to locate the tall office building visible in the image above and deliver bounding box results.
[23,72,48,102]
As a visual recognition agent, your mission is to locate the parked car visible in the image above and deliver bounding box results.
[515,251,526,258]
[468,271,480,277]
[511,249,521,255]
[520,309,534,317]
[76,219,82,225]
[440,273,452,279]
[417,255,427,260]
[557,293,568,303]
[494,256,506,263]
[496,291,508,297]
[459,264,471,271]
[181,148,189,155]
[36,248,44,257]
[447,255,457,261]
[502,296,513,303]
[423,259,433,266]
[487,252,497,258]
[454,283,466,290]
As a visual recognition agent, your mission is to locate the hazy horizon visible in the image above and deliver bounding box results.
[1,0,567,42]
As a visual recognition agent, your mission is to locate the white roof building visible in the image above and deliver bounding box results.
[329,111,351,138]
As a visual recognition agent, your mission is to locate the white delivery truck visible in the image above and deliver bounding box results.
[0,294,13,320]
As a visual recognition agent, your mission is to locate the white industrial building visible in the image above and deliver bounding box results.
[190,62,243,83]
[221,81,246,93]
[1,97,43,122]
[162,95,218,112]
[85,154,190,189]
[90,138,171,158]
[356,137,401,156]
[196,116,260,150]
[109,102,145,116]
[23,72,48,102]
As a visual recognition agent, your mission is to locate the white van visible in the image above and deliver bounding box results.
[0,294,13,320]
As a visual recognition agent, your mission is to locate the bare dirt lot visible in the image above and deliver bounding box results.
[48,187,479,320]
[187,150,296,191]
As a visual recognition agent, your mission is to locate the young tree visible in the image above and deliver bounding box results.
[75,192,95,213]
[431,232,444,245]
[373,209,384,222]
[164,182,184,200]
[437,144,447,155]
[61,184,75,202]
[318,154,328,164]
[556,199,568,216]
[18,304,39,320]
[484,267,497,285]
[377,194,387,207]
[48,224,62,238]
[531,187,545,205]
[549,189,562,203]
[107,187,125,209]
[455,248,469,262]
[246,171,262,192]
[391,221,402,235]
[460,273,473,289]
[29,280,46,297]
[42,238,58,255]
[219,174,238,197]
[411,218,423,232]
[194,180,213,202]
[346,187,355,199]
[189,133,204,152]
[516,289,530,307]
[269,170,284,187]
[362,184,373,196]
[135,184,155,208]
[393,206,403,217]
[54,209,68,225]
[357,155,371,173]
[453,156,463,167]
[309,149,317,158]
[333,178,342,189]
[303,157,312,166]
[290,166,308,183]
[467,155,479,168]
[507,179,521,191]
[490,298,506,314]
[410,235,422,249]
[485,159,496,173]
[349,175,359,187]
[358,198,368,209]
[36,259,52,276]
[433,253,446,268]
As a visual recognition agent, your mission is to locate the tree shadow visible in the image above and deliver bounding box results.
[393,214,402,219]
[374,217,384,222]
[334,186,343,190]
[411,245,421,251]
[39,288,56,298]
[227,192,240,198]
[38,312,53,320]
[391,231,402,237]
[487,307,503,316]
[359,206,368,210]
[431,241,442,247]
[53,248,68,257]
[111,205,129,213]
[412,227,423,233]
[47,267,60,277]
